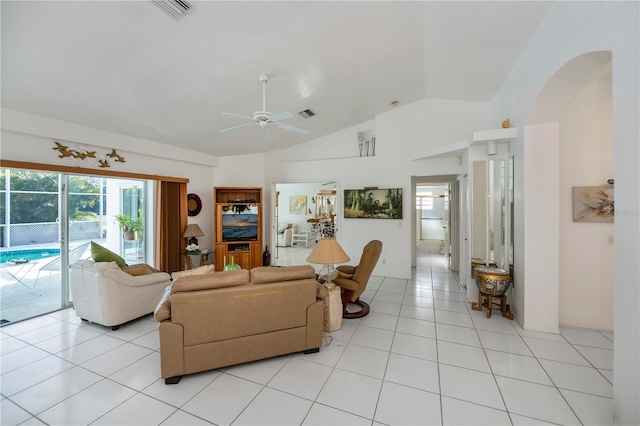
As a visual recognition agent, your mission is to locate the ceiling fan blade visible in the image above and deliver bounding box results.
[277,122,310,135]
[220,122,256,133]
[262,126,274,142]
[222,112,255,121]
[270,111,294,122]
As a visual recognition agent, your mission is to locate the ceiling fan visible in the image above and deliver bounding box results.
[220,74,310,142]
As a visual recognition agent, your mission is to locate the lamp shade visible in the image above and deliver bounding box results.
[307,238,350,265]
[183,224,204,238]
[184,223,204,246]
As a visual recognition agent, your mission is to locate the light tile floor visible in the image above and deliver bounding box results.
[0,253,614,425]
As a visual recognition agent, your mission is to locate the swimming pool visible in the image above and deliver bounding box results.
[0,248,60,264]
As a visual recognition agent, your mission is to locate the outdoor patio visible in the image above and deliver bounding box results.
[0,242,93,325]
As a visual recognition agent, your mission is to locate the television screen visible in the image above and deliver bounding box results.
[222,214,259,241]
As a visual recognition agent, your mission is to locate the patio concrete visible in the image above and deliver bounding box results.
[0,242,95,325]
[1,257,68,324]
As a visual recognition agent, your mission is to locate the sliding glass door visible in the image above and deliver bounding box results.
[0,168,149,325]
[0,169,65,324]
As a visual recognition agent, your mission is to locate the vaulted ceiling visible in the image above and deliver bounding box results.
[1,1,551,157]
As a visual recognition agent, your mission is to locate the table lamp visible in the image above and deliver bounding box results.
[183,224,204,246]
[307,238,350,290]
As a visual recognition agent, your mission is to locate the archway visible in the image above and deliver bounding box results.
[519,51,613,332]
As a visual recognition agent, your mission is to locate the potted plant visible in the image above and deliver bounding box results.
[130,216,143,240]
[114,214,135,240]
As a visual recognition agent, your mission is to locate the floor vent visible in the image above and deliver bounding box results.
[150,0,193,20]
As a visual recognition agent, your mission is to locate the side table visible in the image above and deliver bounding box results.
[182,249,212,270]
[324,286,342,332]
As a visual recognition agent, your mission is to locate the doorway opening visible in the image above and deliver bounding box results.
[412,175,459,275]
[271,181,337,267]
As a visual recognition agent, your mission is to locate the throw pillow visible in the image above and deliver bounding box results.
[90,241,127,268]
[121,263,159,276]
[171,264,215,280]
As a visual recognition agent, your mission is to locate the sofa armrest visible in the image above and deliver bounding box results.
[103,269,171,287]
[336,265,356,278]
[154,286,172,321]
[158,321,185,379]
[306,300,324,350]
[333,276,359,291]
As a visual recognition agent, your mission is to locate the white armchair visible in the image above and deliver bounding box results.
[70,259,170,330]
[292,222,311,247]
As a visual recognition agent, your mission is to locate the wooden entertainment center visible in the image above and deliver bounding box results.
[214,186,263,271]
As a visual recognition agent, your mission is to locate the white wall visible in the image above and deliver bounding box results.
[275,182,318,227]
[523,123,560,333]
[262,99,491,279]
[491,2,639,424]
[0,109,218,252]
[559,79,614,330]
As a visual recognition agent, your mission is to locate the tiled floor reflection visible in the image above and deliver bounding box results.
[0,253,614,425]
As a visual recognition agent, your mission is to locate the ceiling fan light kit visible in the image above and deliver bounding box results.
[221,74,310,142]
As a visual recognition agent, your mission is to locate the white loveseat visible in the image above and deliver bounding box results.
[70,259,171,330]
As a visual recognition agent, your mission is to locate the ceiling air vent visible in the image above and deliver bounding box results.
[150,0,193,20]
[298,109,315,119]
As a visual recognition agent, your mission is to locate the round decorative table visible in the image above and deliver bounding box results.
[471,266,514,319]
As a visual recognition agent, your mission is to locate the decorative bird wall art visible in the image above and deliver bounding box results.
[53,142,126,168]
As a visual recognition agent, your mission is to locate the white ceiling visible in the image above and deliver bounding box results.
[1,1,551,157]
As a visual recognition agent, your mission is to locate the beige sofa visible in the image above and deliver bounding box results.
[154,265,326,384]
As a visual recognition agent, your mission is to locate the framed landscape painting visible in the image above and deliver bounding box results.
[344,188,402,219]
[572,185,614,222]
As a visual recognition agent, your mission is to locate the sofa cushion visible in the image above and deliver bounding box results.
[172,269,249,293]
[250,265,316,284]
[90,241,126,268]
[122,263,159,276]
[171,264,215,280]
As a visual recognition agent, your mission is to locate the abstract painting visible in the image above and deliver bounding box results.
[289,195,307,215]
[572,185,614,222]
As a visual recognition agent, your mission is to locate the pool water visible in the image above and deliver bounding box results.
[0,248,60,264]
